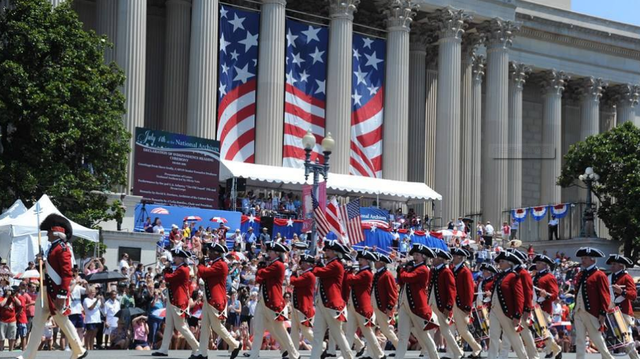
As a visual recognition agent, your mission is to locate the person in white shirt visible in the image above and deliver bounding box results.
[510,219,519,240]
[68,280,87,342]
[233,229,244,252]
[82,286,103,350]
[483,221,495,246]
[118,253,130,272]
[548,215,559,240]
[102,290,121,347]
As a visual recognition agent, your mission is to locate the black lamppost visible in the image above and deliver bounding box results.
[579,167,600,238]
[302,130,334,254]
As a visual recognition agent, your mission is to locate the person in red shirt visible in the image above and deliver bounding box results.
[0,287,21,351]
[16,282,31,351]
[429,248,463,359]
[372,253,398,350]
[451,248,483,359]
[289,253,316,348]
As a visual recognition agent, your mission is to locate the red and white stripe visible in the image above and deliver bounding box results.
[339,203,364,246]
[217,79,256,163]
[283,84,325,168]
[326,198,345,241]
[350,89,384,178]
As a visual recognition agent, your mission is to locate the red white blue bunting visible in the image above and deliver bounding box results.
[512,208,528,223]
[531,206,548,221]
[549,203,570,219]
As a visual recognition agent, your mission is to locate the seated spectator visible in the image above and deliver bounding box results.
[39,316,55,351]
[132,316,150,350]
[109,321,130,349]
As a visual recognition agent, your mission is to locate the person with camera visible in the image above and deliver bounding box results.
[196,242,241,359]
[0,286,21,352]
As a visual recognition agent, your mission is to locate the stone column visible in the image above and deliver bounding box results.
[459,33,481,217]
[162,0,191,134]
[611,84,640,125]
[479,18,516,225]
[576,77,606,139]
[424,48,438,217]
[326,0,359,174]
[254,0,287,166]
[508,63,530,211]
[540,70,569,204]
[144,4,166,130]
[50,0,63,7]
[96,0,118,64]
[117,0,147,192]
[471,56,485,218]
[382,0,415,180]
[186,0,218,140]
[407,28,428,184]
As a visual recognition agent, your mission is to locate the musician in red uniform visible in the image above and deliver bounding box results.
[372,253,399,350]
[429,248,463,359]
[488,251,528,359]
[18,214,86,359]
[396,244,439,359]
[532,254,562,359]
[606,254,638,359]
[451,248,482,359]
[310,240,353,359]
[345,250,385,359]
[196,243,241,359]
[573,247,613,359]
[153,248,199,358]
[476,263,497,307]
[248,242,299,359]
[289,253,316,348]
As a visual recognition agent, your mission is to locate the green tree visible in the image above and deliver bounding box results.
[558,122,640,260]
[0,0,130,231]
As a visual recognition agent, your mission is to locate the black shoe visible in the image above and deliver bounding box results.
[243,353,251,358]
[230,347,241,359]
[545,354,553,359]
[152,352,169,357]
[282,351,289,359]
[389,354,396,358]
[356,346,366,357]
[321,351,336,359]
[78,350,89,359]
[468,354,482,359]
[555,353,562,359]
[188,355,200,359]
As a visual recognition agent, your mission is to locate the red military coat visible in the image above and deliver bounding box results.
[515,266,534,312]
[341,268,351,302]
[373,268,398,313]
[164,263,191,316]
[346,267,374,319]
[197,257,228,314]
[313,258,346,312]
[453,263,475,312]
[493,269,524,319]
[532,270,559,315]
[290,269,316,323]
[575,267,610,318]
[428,264,456,313]
[44,239,73,316]
[256,259,287,319]
[609,270,636,316]
[398,263,435,324]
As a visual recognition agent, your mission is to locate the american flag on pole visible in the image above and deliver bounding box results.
[350,34,385,178]
[282,19,328,168]
[217,5,259,163]
[339,198,364,246]
[312,192,331,239]
[326,197,345,241]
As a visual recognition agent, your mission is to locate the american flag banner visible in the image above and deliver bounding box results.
[312,192,331,239]
[339,198,365,246]
[326,196,345,241]
[350,34,385,178]
[217,5,259,163]
[282,19,329,168]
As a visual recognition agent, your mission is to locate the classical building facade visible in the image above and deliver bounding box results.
[38,0,640,238]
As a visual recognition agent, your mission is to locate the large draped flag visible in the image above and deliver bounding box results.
[273,218,304,240]
[350,34,385,178]
[397,229,448,251]
[240,214,261,233]
[217,5,259,163]
[282,19,329,168]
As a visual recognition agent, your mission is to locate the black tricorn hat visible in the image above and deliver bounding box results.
[40,213,73,241]
[606,254,633,267]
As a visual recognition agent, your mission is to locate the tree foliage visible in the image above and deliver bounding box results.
[0,0,130,230]
[558,122,640,260]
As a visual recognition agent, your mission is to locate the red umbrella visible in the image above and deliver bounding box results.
[210,217,228,224]
[183,216,202,222]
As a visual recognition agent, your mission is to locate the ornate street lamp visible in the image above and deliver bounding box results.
[578,167,600,238]
[303,130,334,254]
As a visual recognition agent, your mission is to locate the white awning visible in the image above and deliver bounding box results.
[220,160,442,203]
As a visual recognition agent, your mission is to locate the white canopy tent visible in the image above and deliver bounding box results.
[219,160,442,203]
[0,199,27,221]
[0,195,99,274]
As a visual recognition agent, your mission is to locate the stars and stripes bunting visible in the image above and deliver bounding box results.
[217,5,259,163]
[312,193,331,239]
[350,34,385,178]
[339,198,365,246]
[326,197,345,241]
[283,18,329,168]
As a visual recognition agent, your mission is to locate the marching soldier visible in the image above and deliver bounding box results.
[504,249,538,359]
[574,247,613,359]
[451,248,483,359]
[606,254,638,359]
[18,214,87,359]
[153,248,200,358]
[488,251,528,359]
[196,243,241,359]
[310,240,353,359]
[429,248,463,359]
[289,253,316,349]
[532,254,563,359]
[345,250,386,359]
[396,244,440,359]
[248,242,300,359]
[476,263,497,307]
[372,253,399,350]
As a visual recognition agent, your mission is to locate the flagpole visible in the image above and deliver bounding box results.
[36,202,44,305]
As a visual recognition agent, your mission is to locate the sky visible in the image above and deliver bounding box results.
[571,0,640,27]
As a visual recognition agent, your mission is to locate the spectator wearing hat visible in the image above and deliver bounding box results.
[196,243,241,359]
[258,227,271,248]
[372,253,399,350]
[451,248,482,359]
[395,244,439,359]
[476,263,497,307]
[289,254,316,348]
[429,249,463,359]
[532,254,562,359]
[606,254,638,359]
[573,247,613,359]
[153,248,200,358]
[488,251,528,359]
[345,250,385,359]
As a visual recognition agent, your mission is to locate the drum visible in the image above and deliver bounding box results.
[528,305,551,342]
[604,307,633,350]
[469,305,490,341]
